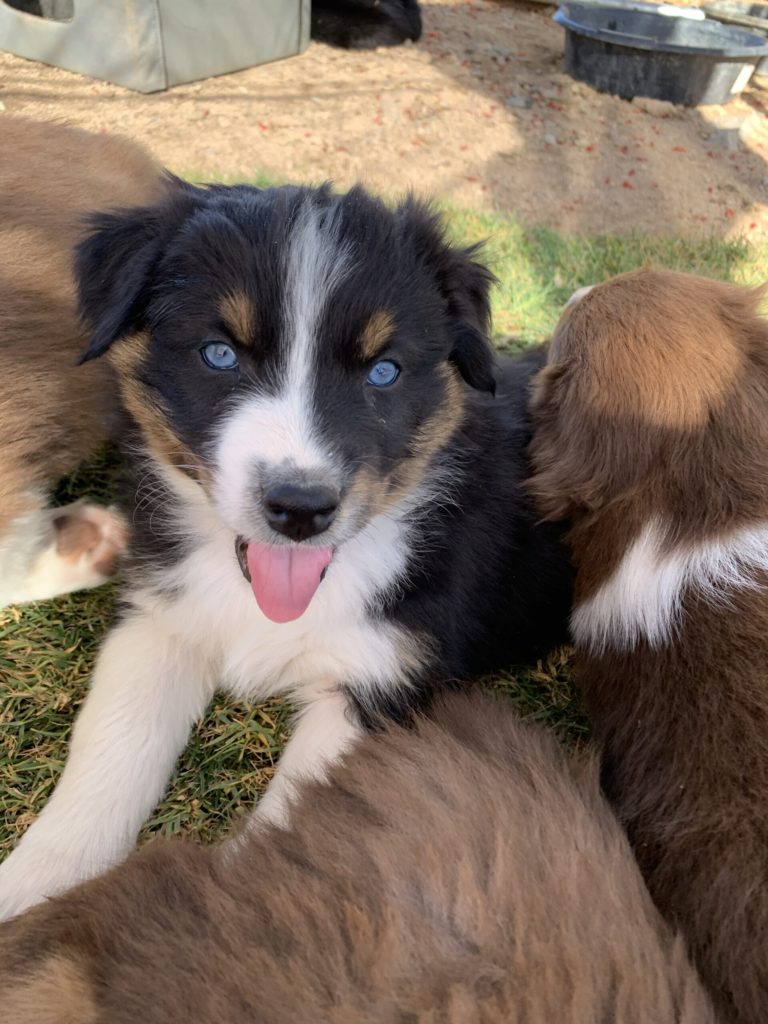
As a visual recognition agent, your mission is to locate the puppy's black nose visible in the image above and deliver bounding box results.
[264,484,340,542]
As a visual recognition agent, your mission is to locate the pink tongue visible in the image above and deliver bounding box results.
[246,541,333,623]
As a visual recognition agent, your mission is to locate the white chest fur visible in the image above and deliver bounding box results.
[134,501,420,704]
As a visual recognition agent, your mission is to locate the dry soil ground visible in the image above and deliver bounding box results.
[1,0,768,238]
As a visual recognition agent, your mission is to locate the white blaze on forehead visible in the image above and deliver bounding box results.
[283,199,350,413]
[212,199,350,531]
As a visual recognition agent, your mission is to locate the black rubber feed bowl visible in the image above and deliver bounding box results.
[555,3,768,105]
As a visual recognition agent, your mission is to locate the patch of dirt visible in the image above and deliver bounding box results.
[1,0,767,238]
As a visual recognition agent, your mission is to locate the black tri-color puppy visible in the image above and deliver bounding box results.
[0,182,571,919]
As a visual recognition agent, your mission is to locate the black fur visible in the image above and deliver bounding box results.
[311,0,422,49]
[76,182,572,729]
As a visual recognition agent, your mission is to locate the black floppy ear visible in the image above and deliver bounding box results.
[442,244,497,395]
[400,201,497,393]
[397,197,498,392]
[76,184,198,364]
[449,321,497,395]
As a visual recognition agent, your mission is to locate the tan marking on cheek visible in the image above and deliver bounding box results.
[386,365,465,503]
[346,363,467,517]
[411,364,466,459]
[109,332,212,492]
[345,466,391,520]
[219,291,255,347]
[393,625,437,681]
[359,310,395,361]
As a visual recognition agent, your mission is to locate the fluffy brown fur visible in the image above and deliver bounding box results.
[0,117,168,598]
[529,269,768,1023]
[0,695,714,1024]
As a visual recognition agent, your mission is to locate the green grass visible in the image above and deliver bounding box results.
[441,206,768,344]
[2,197,767,855]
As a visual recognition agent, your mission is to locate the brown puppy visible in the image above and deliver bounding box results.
[530,269,768,1023]
[0,695,713,1024]
[0,117,169,607]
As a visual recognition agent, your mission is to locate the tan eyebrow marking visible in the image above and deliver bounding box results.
[359,310,395,360]
[219,291,255,346]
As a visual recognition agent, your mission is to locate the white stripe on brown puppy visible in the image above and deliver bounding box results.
[530,268,768,1023]
[571,516,768,653]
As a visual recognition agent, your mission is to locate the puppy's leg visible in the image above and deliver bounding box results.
[0,501,128,607]
[250,688,364,829]
[0,611,214,921]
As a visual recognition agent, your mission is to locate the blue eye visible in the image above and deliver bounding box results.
[366,360,400,387]
[201,341,238,370]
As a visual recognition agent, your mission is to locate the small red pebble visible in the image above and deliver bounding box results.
[620,145,629,154]
[465,175,478,182]
[628,169,636,177]
[258,121,268,130]
[672,146,686,152]
[707,186,714,193]
[622,180,634,189]
[750,222,758,229]
[585,145,595,152]
[725,208,735,218]
[459,143,469,151]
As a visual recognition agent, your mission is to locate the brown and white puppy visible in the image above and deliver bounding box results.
[0,117,169,607]
[529,269,768,1024]
[0,695,715,1024]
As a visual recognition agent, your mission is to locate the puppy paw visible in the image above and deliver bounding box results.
[52,502,129,582]
[10,501,129,604]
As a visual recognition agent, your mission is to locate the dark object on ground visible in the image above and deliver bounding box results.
[311,0,421,48]
[555,2,768,104]
[2,0,71,17]
[0,695,715,1023]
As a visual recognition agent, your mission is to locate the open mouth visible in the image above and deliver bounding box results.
[236,536,333,624]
